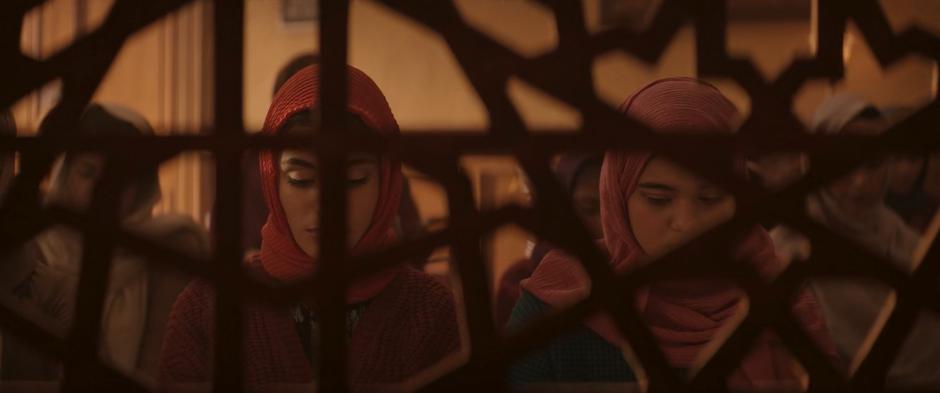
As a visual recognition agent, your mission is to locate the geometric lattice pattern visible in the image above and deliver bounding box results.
[1,0,939,392]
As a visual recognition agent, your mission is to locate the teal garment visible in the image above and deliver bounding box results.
[506,290,637,385]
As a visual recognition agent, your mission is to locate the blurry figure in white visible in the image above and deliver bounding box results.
[0,104,209,379]
[769,94,938,388]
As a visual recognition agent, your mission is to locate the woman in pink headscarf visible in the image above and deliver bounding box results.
[159,65,459,388]
[507,78,839,388]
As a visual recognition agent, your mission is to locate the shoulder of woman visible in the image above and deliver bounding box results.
[505,290,551,334]
[173,279,215,313]
[395,267,453,304]
[161,279,216,337]
[515,290,550,315]
[133,215,211,259]
[0,241,41,294]
[525,248,592,298]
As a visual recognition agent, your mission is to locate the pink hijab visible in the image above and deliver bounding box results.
[253,65,403,304]
[522,78,837,386]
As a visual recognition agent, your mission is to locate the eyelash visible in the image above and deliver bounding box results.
[347,175,369,187]
[644,195,672,206]
[698,194,726,205]
[643,195,725,206]
[287,174,370,188]
[287,177,317,187]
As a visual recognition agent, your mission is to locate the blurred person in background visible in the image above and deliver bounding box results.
[881,106,940,232]
[0,104,209,379]
[771,94,940,388]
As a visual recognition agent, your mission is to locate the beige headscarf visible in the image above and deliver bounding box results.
[32,104,207,372]
[772,94,939,387]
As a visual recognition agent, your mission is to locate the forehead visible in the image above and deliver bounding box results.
[278,120,380,165]
[280,149,315,164]
[279,149,377,165]
[282,111,374,135]
[638,157,716,190]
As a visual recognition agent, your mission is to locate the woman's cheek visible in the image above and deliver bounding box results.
[627,197,667,257]
[345,177,381,247]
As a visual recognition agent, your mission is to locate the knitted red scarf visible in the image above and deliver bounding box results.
[523,78,838,387]
[257,65,403,304]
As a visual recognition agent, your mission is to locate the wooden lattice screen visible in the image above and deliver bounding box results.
[1,0,939,392]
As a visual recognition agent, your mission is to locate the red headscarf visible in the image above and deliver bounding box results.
[522,78,837,386]
[255,65,403,304]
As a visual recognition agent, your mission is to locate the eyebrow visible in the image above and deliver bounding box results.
[696,184,724,193]
[637,182,676,192]
[283,158,316,169]
[283,156,376,169]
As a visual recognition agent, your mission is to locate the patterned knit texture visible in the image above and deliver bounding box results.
[507,290,637,384]
[158,267,460,388]
[258,64,403,301]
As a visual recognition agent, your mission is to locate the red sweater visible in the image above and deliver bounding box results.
[158,267,459,388]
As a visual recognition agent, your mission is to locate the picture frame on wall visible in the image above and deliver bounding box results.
[282,0,319,23]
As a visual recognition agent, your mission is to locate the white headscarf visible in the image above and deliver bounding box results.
[31,104,206,372]
[774,94,938,387]
[804,93,919,266]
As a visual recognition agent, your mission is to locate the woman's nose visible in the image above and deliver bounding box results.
[668,200,694,232]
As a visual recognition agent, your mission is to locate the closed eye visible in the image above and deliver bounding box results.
[285,166,318,188]
[346,162,374,187]
[698,194,726,205]
[346,173,369,187]
[637,182,676,207]
[287,175,317,187]
[643,194,673,206]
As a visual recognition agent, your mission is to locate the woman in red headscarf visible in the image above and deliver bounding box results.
[158,65,460,387]
[507,78,839,388]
